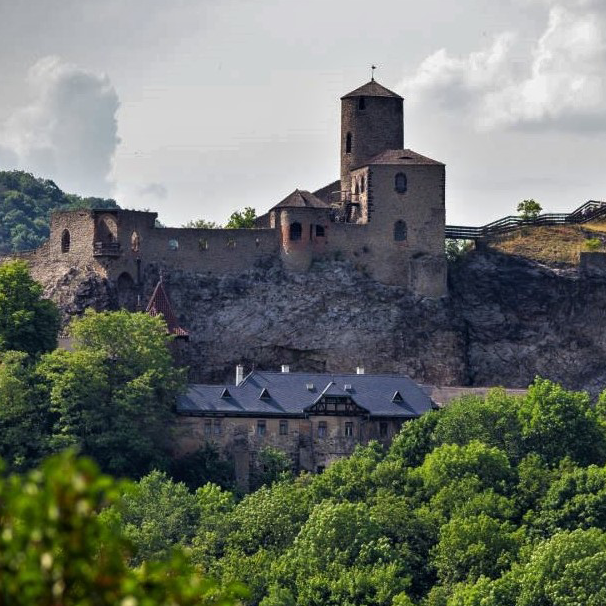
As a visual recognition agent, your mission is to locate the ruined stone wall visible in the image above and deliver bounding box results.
[176,413,405,489]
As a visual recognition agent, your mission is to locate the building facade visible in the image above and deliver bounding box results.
[176,367,436,490]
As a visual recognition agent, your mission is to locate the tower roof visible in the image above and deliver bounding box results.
[146,278,189,338]
[270,189,331,211]
[353,148,444,169]
[341,79,403,100]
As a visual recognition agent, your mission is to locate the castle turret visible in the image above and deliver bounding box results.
[340,79,404,195]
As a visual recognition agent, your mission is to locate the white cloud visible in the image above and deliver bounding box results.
[0,56,119,195]
[404,1,606,132]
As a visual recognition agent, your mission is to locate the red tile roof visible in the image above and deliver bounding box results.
[146,279,189,338]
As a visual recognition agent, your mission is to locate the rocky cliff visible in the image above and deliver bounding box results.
[22,247,606,392]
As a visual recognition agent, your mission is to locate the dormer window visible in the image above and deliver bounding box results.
[259,388,271,401]
[221,388,232,399]
[392,391,404,403]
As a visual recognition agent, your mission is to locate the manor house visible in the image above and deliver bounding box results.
[29,77,447,299]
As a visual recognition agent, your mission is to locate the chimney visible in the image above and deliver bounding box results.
[281,364,290,373]
[235,364,244,385]
[356,366,365,375]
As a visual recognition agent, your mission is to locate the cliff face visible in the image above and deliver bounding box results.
[23,249,606,392]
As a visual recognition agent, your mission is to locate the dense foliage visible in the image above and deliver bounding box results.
[0,170,118,253]
[0,260,60,356]
[183,207,257,229]
[0,452,247,605]
[104,381,606,605]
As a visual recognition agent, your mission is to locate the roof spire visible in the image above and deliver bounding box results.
[371,64,376,81]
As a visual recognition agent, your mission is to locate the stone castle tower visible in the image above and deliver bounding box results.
[11,75,447,300]
[340,79,404,194]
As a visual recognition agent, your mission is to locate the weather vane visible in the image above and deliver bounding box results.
[371,65,377,81]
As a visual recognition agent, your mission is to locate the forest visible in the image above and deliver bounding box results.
[0,170,118,253]
[1,258,606,604]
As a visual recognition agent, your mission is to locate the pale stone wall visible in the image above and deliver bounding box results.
[176,414,406,490]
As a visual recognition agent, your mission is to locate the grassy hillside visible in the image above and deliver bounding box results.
[0,171,119,254]
[486,223,606,266]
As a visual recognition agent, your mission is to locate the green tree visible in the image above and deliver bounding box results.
[103,470,200,566]
[183,219,222,229]
[170,443,236,490]
[37,310,185,477]
[0,351,50,471]
[518,378,606,466]
[226,207,257,228]
[0,451,247,605]
[517,199,542,220]
[432,513,524,584]
[0,260,60,356]
[251,445,293,491]
[433,390,524,462]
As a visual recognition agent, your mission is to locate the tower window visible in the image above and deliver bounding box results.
[361,176,366,192]
[61,229,70,253]
[168,239,179,250]
[289,222,302,241]
[316,225,325,237]
[394,220,407,242]
[395,172,408,193]
[358,96,366,110]
[346,132,352,154]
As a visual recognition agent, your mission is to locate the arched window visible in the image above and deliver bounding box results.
[131,231,140,253]
[345,132,352,154]
[395,172,407,193]
[61,229,70,253]
[354,181,360,195]
[289,222,302,241]
[168,239,179,250]
[394,220,407,242]
[316,225,325,237]
[361,176,366,192]
[358,96,366,110]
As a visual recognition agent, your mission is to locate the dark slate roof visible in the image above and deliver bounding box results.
[353,148,443,170]
[313,179,341,205]
[176,370,435,418]
[146,279,189,338]
[270,189,331,211]
[341,80,403,100]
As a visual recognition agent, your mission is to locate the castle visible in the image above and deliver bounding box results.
[25,77,447,300]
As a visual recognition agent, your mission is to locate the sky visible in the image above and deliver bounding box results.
[0,0,605,227]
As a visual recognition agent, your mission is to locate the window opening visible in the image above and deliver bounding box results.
[345,132,352,154]
[361,176,366,192]
[279,420,288,435]
[310,224,313,241]
[259,388,271,401]
[131,231,140,253]
[316,465,325,474]
[345,422,354,437]
[204,420,212,436]
[289,222,302,241]
[168,239,179,251]
[315,225,325,237]
[395,172,407,193]
[256,420,266,436]
[358,96,366,110]
[220,388,231,399]
[394,220,407,242]
[199,239,208,251]
[318,421,327,438]
[392,391,404,403]
[213,419,222,435]
[379,422,388,437]
[227,238,236,248]
[61,229,70,253]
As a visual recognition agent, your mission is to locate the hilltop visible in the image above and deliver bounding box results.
[0,170,119,254]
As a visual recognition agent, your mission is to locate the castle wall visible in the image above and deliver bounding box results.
[175,414,404,490]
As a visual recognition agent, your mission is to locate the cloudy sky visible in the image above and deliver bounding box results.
[0,0,604,226]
